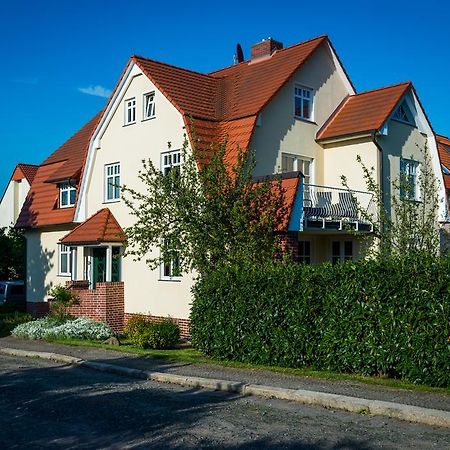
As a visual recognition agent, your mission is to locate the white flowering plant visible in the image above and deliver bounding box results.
[12,317,113,341]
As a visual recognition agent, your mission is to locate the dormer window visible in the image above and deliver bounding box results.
[143,92,156,120]
[393,101,414,125]
[124,97,136,125]
[294,86,313,121]
[442,164,450,176]
[59,183,76,208]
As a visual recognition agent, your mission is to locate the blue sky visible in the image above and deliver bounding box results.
[0,0,449,189]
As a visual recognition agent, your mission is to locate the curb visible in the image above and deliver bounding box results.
[1,346,449,428]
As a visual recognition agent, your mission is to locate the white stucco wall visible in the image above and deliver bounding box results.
[251,43,352,185]
[0,178,30,228]
[25,227,73,302]
[82,66,194,319]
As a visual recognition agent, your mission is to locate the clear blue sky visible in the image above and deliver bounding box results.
[1,0,449,189]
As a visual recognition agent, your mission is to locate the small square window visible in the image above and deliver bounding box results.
[143,92,156,119]
[124,98,136,125]
[59,183,76,208]
[294,86,313,121]
[105,163,121,202]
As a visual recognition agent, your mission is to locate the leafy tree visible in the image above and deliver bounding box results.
[122,134,288,277]
[0,227,26,280]
[342,143,444,258]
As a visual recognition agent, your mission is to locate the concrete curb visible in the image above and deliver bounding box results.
[1,346,449,428]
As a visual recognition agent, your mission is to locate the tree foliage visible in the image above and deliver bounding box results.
[122,134,288,276]
[342,143,443,258]
[0,227,25,280]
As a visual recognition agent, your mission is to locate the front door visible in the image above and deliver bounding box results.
[92,248,107,288]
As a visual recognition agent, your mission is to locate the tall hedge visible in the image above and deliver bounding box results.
[190,256,450,387]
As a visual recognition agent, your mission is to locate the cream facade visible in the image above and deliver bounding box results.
[0,177,30,228]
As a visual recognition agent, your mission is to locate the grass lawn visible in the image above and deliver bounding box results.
[46,337,450,395]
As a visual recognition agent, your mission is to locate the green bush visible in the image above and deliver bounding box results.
[0,312,33,336]
[48,285,79,320]
[125,316,180,349]
[190,255,450,387]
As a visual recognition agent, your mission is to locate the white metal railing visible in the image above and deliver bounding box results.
[302,184,374,222]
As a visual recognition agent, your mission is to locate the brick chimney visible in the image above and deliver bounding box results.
[251,38,283,61]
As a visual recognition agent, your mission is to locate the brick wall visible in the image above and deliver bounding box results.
[68,282,124,333]
[27,301,49,317]
[124,313,191,340]
[277,233,300,261]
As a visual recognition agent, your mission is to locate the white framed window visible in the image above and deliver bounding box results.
[124,97,136,125]
[160,241,181,281]
[59,183,76,208]
[281,153,313,184]
[59,245,72,276]
[400,158,419,200]
[331,240,353,264]
[294,85,313,121]
[143,92,156,120]
[105,163,121,202]
[393,101,414,125]
[161,150,182,176]
[298,240,311,264]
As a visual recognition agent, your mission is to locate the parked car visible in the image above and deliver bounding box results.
[0,281,26,308]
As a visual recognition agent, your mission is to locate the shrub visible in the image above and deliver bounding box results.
[191,255,450,387]
[125,316,180,349]
[0,312,33,336]
[48,285,79,320]
[11,317,113,341]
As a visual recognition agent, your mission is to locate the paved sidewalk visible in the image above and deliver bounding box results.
[2,335,449,413]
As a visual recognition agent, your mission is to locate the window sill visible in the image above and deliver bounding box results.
[294,116,317,125]
[123,122,136,127]
[59,205,75,209]
[158,278,182,282]
[58,274,72,277]
[103,199,121,204]
[142,116,156,122]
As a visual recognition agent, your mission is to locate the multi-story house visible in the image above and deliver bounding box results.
[14,35,448,335]
[0,163,38,228]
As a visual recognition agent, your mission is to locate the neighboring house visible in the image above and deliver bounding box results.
[0,163,38,228]
[436,134,450,248]
[15,35,448,335]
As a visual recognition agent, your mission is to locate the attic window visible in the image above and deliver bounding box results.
[143,92,156,120]
[294,86,313,121]
[124,97,136,125]
[393,101,413,125]
[59,183,76,208]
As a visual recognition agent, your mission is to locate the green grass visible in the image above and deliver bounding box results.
[46,337,450,395]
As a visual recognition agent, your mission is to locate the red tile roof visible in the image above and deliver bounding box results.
[317,82,411,141]
[16,113,102,228]
[60,208,125,245]
[12,164,39,184]
[436,135,450,190]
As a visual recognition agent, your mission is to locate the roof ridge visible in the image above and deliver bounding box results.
[352,81,411,97]
[208,35,328,76]
[132,55,216,79]
[17,163,39,167]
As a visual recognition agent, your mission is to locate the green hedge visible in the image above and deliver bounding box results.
[190,256,450,387]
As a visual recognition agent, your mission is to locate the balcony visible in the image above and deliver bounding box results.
[300,184,374,232]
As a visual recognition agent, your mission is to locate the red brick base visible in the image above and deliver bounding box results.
[277,233,300,261]
[124,313,191,340]
[27,301,50,317]
[68,282,124,333]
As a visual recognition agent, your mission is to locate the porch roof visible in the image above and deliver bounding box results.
[60,208,125,245]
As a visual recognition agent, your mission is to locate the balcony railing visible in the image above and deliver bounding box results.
[301,184,374,230]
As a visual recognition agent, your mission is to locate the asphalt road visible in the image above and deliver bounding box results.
[0,355,448,449]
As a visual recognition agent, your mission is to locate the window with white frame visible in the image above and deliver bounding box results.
[294,86,313,120]
[59,244,72,276]
[161,150,182,176]
[298,241,311,264]
[400,158,419,200]
[160,241,181,280]
[393,101,414,125]
[105,163,121,202]
[124,97,136,125]
[143,92,156,120]
[281,153,312,184]
[59,183,76,208]
[331,240,353,264]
